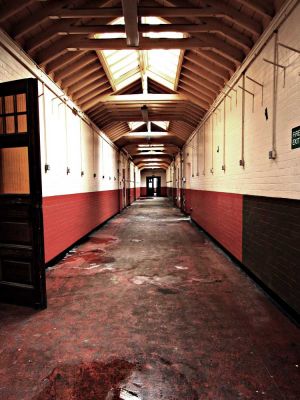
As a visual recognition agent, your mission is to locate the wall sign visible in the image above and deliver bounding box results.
[291,126,300,149]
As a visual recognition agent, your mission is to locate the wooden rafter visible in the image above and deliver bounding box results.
[122,0,139,47]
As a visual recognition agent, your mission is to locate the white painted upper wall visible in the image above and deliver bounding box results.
[170,2,300,200]
[0,31,133,197]
[141,169,167,187]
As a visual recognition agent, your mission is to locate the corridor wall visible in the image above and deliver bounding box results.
[0,34,137,263]
[140,169,167,196]
[168,4,300,315]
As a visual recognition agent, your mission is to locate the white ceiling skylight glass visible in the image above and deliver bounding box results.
[96,17,184,91]
[128,121,145,131]
[97,18,140,91]
[142,17,183,90]
[153,121,170,130]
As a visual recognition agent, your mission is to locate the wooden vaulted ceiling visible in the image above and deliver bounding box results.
[0,0,283,170]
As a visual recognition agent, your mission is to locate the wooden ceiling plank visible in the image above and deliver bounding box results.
[67,71,107,94]
[25,20,77,53]
[75,82,111,104]
[185,51,229,80]
[46,51,87,74]
[73,79,109,101]
[194,49,236,74]
[178,82,213,105]
[61,63,101,88]
[12,0,73,39]
[0,0,35,23]
[181,63,220,91]
[54,54,97,81]
[178,79,214,103]
[234,0,274,19]
[180,71,216,97]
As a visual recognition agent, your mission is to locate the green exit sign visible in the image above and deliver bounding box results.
[292,126,300,149]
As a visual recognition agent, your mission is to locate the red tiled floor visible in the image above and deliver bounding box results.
[0,198,299,399]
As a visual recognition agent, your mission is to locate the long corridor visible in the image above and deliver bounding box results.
[0,198,299,400]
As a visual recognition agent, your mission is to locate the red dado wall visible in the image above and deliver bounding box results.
[160,187,167,197]
[136,187,141,199]
[43,190,119,263]
[188,190,243,261]
[140,187,168,197]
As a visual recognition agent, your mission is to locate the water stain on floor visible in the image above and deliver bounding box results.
[34,358,197,400]
[33,360,135,400]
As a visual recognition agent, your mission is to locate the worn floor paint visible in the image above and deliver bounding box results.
[0,198,299,399]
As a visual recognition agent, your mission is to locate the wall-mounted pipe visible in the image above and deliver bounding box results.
[41,83,49,173]
[246,75,264,106]
[79,118,83,176]
[183,0,298,149]
[271,31,279,160]
[203,122,206,175]
[210,115,214,174]
[196,130,200,176]
[240,73,246,168]
[222,100,226,172]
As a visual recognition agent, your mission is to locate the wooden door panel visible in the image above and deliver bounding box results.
[0,78,46,308]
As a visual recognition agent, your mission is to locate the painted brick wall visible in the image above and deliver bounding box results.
[172,3,300,201]
[160,187,167,197]
[243,195,300,314]
[140,187,147,197]
[189,190,243,261]
[43,190,119,263]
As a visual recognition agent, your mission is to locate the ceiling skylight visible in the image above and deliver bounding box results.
[96,17,184,91]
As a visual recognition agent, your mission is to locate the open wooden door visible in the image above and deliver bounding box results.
[0,78,46,309]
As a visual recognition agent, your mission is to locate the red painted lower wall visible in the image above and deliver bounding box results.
[136,187,141,199]
[130,187,135,204]
[188,189,243,262]
[161,187,167,197]
[43,189,119,263]
[140,187,147,197]
[140,187,168,197]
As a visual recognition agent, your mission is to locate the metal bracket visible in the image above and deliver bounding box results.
[225,83,238,106]
[238,85,255,112]
[278,42,300,54]
[246,75,264,106]
[263,58,287,87]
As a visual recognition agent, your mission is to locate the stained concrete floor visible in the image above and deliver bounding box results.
[0,198,299,400]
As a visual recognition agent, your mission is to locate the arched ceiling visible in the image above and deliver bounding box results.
[0,0,284,170]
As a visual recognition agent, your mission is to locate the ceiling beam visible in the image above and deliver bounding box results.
[95,93,190,104]
[46,51,86,74]
[49,6,260,34]
[12,0,72,39]
[66,37,242,53]
[0,0,35,23]
[122,0,139,47]
[234,0,274,19]
[47,21,252,48]
[184,51,229,81]
[54,54,96,81]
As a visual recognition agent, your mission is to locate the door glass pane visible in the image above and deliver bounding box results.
[16,94,26,112]
[0,93,27,134]
[5,96,14,113]
[17,115,27,133]
[0,147,30,194]
[6,116,15,133]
